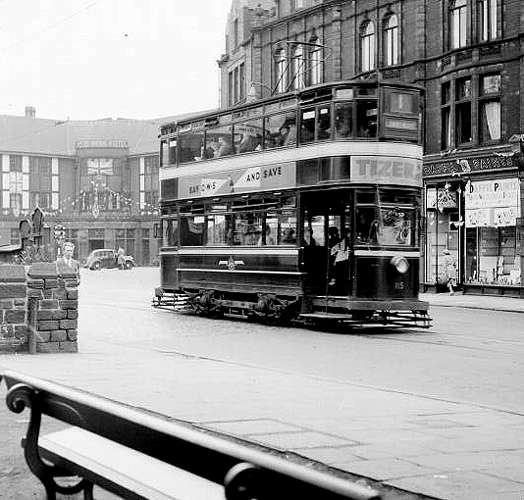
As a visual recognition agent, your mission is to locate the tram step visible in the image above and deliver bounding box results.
[300,313,355,320]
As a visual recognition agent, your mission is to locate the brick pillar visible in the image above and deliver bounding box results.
[0,265,28,353]
[27,262,79,353]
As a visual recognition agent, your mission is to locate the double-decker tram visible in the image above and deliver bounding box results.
[154,80,431,328]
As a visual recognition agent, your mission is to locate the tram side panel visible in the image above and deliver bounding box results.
[354,255,420,300]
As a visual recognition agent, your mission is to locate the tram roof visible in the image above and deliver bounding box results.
[161,79,424,132]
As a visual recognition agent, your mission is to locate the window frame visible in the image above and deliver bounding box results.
[360,21,376,73]
[449,0,468,49]
[382,14,399,67]
[478,73,501,144]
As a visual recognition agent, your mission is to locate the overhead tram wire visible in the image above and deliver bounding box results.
[0,0,100,54]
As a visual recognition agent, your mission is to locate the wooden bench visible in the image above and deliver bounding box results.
[2,370,381,500]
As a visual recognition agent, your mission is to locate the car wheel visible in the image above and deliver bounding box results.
[125,261,134,270]
[93,261,101,271]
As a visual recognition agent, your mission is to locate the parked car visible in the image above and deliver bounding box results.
[85,249,135,270]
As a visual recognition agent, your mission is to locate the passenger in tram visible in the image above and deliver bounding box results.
[329,230,350,292]
[238,133,261,153]
[276,123,297,147]
[215,136,233,157]
[258,226,275,246]
[281,227,296,244]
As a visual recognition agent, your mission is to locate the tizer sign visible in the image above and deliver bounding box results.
[351,157,422,187]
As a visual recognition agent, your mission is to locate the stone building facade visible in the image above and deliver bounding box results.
[0,110,171,266]
[218,0,524,296]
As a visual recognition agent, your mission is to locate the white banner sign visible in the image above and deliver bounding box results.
[465,178,520,227]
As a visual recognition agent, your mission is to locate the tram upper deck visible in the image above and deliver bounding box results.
[159,80,424,202]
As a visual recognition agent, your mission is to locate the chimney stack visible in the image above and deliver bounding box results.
[25,106,36,118]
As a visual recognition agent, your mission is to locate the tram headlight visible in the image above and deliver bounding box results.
[391,256,409,274]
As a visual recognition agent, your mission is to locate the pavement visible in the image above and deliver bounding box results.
[420,292,524,314]
[0,270,523,500]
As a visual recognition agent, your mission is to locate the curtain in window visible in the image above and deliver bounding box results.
[361,22,375,72]
[383,15,399,66]
[483,101,500,140]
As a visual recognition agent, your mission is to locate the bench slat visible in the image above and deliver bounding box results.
[39,427,225,500]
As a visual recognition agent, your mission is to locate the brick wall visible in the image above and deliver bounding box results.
[0,265,27,353]
[27,262,78,353]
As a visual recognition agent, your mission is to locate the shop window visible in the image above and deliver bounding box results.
[360,21,376,72]
[477,0,498,42]
[464,178,520,285]
[383,14,399,66]
[479,74,501,143]
[449,0,467,49]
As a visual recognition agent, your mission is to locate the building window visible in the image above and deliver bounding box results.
[228,71,234,107]
[455,77,472,144]
[275,48,287,93]
[479,74,501,143]
[9,155,22,172]
[383,14,399,66]
[239,63,245,102]
[233,18,239,48]
[292,0,304,10]
[29,157,52,209]
[477,0,497,42]
[360,21,376,72]
[450,0,467,49]
[10,228,19,245]
[308,40,322,85]
[441,82,452,149]
[291,44,305,90]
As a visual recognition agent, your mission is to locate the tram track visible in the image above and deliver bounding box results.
[84,300,524,418]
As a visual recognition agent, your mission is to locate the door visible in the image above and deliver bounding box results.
[301,190,352,296]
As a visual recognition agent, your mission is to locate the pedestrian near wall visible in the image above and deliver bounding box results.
[442,249,457,295]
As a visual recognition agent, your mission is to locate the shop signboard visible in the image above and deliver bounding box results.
[426,188,457,210]
[464,178,520,227]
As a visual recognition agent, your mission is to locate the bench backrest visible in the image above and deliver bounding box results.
[2,370,380,500]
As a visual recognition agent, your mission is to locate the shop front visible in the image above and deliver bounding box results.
[423,153,523,297]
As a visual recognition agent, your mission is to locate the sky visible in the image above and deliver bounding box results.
[0,0,232,120]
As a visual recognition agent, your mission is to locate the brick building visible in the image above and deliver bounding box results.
[0,108,183,266]
[218,0,524,296]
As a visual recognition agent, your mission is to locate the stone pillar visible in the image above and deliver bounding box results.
[27,262,79,353]
[0,265,28,353]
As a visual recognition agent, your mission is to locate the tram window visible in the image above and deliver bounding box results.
[385,90,417,114]
[264,112,297,149]
[377,208,413,246]
[356,207,379,244]
[300,108,315,144]
[206,214,232,246]
[233,212,263,246]
[234,119,263,153]
[334,103,353,138]
[303,215,325,246]
[356,192,376,204]
[356,101,377,138]
[160,140,169,167]
[206,125,234,158]
[180,216,204,246]
[179,131,205,163]
[379,190,417,205]
[317,106,331,140]
[163,218,178,247]
[280,212,297,245]
[261,213,278,246]
[168,138,177,165]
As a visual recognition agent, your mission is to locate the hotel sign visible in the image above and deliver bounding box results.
[350,156,422,187]
[76,140,128,149]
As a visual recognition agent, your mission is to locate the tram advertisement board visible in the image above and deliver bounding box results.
[178,162,296,199]
[350,156,422,187]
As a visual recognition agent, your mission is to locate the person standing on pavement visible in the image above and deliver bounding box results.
[442,249,457,295]
[117,247,126,270]
[57,242,80,279]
